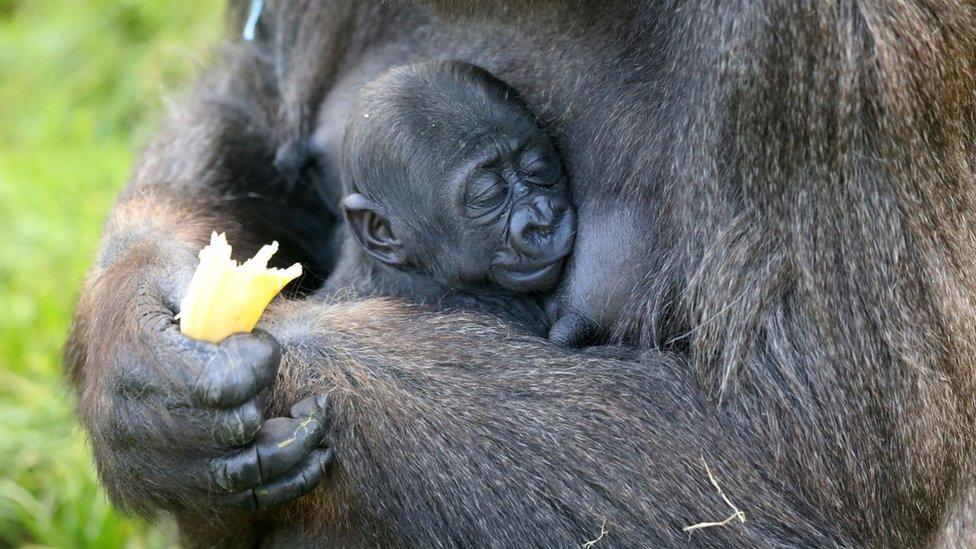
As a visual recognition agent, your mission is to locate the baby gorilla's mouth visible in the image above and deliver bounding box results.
[493,260,568,293]
[491,207,576,293]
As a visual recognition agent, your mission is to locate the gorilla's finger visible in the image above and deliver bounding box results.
[290,394,329,420]
[165,398,264,447]
[234,449,333,511]
[158,261,196,311]
[253,414,326,481]
[209,399,265,447]
[209,401,327,492]
[548,311,596,348]
[191,331,280,408]
[211,445,261,493]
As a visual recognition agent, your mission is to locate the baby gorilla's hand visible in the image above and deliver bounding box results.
[548,309,598,347]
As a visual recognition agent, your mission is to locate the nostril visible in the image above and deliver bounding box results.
[510,196,566,255]
[511,211,542,253]
[531,196,555,227]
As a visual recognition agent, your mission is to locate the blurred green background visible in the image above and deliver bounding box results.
[0,1,223,546]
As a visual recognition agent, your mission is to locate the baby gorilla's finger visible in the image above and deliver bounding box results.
[224,449,334,512]
[548,311,596,348]
[209,396,327,492]
[191,331,280,408]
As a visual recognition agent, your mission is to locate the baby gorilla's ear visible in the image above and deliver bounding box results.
[342,194,407,266]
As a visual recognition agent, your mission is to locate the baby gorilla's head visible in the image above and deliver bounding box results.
[341,61,575,293]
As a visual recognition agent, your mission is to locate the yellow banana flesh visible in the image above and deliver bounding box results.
[178,232,302,343]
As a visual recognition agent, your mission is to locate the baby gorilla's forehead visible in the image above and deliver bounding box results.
[378,116,541,198]
[395,100,539,155]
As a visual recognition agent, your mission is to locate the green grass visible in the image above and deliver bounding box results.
[0,1,223,546]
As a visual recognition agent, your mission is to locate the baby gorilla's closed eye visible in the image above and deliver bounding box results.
[466,174,508,213]
[330,60,576,338]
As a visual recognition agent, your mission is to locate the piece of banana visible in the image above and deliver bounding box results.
[178,232,302,343]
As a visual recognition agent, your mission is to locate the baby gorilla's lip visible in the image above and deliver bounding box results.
[492,257,567,293]
[491,205,576,293]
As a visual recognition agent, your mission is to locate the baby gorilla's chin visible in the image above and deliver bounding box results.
[491,258,566,293]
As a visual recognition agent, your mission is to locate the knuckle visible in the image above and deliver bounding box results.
[289,394,327,419]
[192,352,258,407]
[254,418,315,476]
[193,376,229,407]
[223,331,280,369]
[209,457,235,492]
[249,450,331,511]
[295,414,324,442]
[214,400,264,446]
[210,447,261,493]
[187,335,278,408]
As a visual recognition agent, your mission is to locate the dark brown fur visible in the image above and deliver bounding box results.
[66,0,976,546]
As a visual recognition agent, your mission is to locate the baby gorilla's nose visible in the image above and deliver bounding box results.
[531,195,555,225]
[510,195,561,256]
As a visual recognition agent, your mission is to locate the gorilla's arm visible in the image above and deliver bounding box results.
[66,0,976,545]
[64,46,337,526]
[260,299,841,547]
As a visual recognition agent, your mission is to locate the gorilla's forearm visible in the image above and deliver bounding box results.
[261,299,843,547]
[68,68,289,417]
[65,45,340,526]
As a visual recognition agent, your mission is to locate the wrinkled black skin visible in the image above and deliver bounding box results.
[64,1,976,547]
[330,61,575,337]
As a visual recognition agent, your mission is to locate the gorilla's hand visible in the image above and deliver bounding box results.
[129,328,333,512]
[66,239,332,516]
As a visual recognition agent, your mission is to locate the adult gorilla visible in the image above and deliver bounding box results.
[65,1,976,546]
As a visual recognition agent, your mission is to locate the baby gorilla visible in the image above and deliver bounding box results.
[329,61,576,336]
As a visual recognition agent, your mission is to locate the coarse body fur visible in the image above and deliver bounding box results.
[65,1,976,546]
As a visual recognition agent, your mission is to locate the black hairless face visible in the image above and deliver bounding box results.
[455,130,575,291]
[340,61,575,294]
